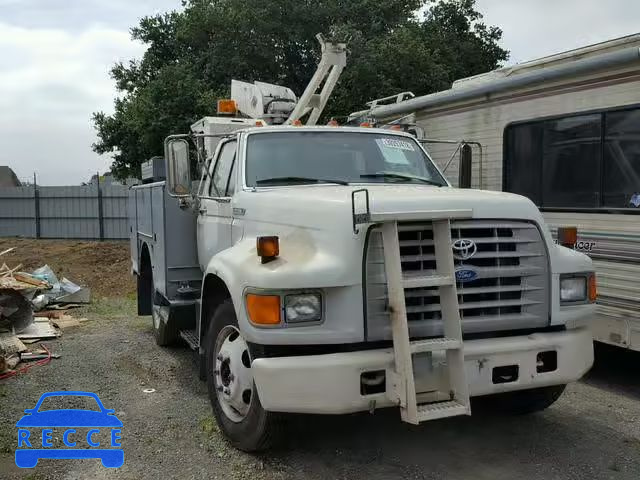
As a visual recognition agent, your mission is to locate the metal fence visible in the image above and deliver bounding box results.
[0,184,129,240]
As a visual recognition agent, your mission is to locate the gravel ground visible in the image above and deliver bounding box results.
[1,298,639,480]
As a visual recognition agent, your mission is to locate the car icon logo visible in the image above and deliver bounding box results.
[452,238,477,260]
[15,391,123,468]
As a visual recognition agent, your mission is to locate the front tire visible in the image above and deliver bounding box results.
[478,384,566,414]
[205,300,283,451]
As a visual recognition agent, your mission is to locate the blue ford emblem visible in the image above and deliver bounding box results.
[455,268,478,283]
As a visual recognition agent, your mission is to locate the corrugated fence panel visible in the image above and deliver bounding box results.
[0,184,131,240]
[39,186,99,239]
[0,187,36,237]
[102,185,129,239]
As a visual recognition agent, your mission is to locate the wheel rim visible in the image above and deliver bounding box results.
[214,325,253,422]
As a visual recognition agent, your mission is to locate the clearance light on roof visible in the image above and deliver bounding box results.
[217,99,237,115]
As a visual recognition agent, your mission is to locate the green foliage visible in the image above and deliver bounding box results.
[93,0,508,179]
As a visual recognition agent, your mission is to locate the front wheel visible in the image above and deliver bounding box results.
[205,300,284,452]
[477,384,566,414]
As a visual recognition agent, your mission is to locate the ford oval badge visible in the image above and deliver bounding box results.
[455,268,478,283]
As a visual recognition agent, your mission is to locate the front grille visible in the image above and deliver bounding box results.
[365,220,550,340]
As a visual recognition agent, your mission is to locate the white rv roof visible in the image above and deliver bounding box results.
[453,32,640,90]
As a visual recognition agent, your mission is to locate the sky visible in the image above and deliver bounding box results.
[1,0,639,185]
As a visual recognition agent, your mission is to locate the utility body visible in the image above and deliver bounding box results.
[129,37,596,451]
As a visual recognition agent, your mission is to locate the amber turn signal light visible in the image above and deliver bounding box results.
[557,226,577,248]
[246,294,281,325]
[257,236,279,263]
[588,273,597,303]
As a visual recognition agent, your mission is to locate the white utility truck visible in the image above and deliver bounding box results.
[129,36,596,451]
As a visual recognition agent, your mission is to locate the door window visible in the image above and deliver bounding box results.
[210,141,237,197]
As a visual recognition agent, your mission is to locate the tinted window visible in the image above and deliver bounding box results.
[604,109,640,208]
[245,132,446,187]
[542,114,601,208]
[210,141,236,196]
[504,109,640,211]
[504,123,543,205]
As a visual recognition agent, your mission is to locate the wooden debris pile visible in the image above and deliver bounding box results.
[0,246,90,379]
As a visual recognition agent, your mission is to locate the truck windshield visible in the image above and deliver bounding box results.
[245,131,447,187]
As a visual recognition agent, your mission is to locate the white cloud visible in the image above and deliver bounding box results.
[475,0,640,65]
[0,0,638,185]
[0,22,147,185]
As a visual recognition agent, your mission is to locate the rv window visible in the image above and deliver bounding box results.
[542,114,601,208]
[604,109,640,208]
[504,106,640,212]
[504,123,543,205]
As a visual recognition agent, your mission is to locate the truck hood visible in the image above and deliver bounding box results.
[236,184,546,229]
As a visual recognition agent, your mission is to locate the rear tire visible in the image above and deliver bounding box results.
[478,385,566,414]
[205,300,284,451]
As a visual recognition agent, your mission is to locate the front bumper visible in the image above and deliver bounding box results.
[252,327,594,414]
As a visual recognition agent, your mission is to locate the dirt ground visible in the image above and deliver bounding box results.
[0,239,135,298]
[0,241,639,479]
[0,302,638,479]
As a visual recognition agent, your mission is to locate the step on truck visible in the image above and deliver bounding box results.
[128,36,596,451]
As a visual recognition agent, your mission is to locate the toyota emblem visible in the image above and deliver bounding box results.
[452,239,477,260]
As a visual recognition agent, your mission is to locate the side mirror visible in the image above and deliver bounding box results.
[165,138,191,196]
[458,143,472,189]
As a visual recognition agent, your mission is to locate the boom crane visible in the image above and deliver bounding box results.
[285,34,347,125]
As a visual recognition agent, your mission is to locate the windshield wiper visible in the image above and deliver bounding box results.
[360,172,444,187]
[256,176,349,186]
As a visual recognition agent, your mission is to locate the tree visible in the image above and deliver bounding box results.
[93,0,508,179]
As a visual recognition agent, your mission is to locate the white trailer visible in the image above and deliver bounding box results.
[364,34,640,352]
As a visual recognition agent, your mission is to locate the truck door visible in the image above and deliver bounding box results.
[197,139,237,270]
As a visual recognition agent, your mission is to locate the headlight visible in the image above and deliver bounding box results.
[560,274,594,304]
[284,293,322,323]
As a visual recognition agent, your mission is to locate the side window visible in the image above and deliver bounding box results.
[504,113,602,209]
[210,141,237,197]
[504,123,543,206]
[542,114,601,208]
[226,159,237,196]
[604,109,640,208]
